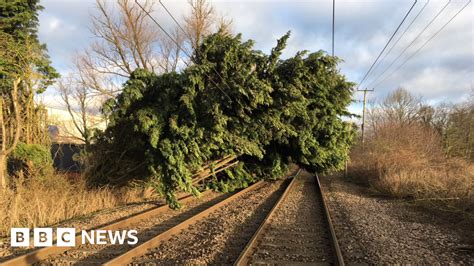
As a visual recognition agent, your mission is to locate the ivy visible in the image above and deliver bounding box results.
[88,31,355,207]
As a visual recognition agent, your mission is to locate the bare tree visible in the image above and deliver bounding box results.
[184,0,215,50]
[91,0,159,75]
[380,88,422,125]
[57,0,174,144]
[77,0,166,98]
[434,104,451,133]
[73,51,123,98]
[57,75,103,150]
[57,0,219,158]
[158,28,186,72]
[65,0,228,111]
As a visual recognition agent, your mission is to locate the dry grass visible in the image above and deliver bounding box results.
[350,122,474,213]
[0,173,158,237]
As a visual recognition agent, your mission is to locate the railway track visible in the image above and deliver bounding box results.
[129,174,293,265]
[1,176,281,265]
[1,191,228,266]
[235,171,344,265]
[1,169,342,265]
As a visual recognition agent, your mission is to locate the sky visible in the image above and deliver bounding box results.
[37,0,473,115]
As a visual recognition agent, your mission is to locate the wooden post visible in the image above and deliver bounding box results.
[332,0,335,57]
[357,88,373,147]
[344,160,347,178]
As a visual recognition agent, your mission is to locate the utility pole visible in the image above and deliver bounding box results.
[357,88,374,147]
[332,0,335,56]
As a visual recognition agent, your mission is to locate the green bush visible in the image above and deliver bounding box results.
[9,142,53,176]
[88,31,355,206]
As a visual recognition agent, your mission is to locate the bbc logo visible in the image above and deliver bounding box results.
[11,228,138,247]
[11,228,76,247]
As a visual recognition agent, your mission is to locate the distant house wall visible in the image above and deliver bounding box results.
[45,106,106,173]
[45,106,106,143]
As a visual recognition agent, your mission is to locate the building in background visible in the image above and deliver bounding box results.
[45,106,106,172]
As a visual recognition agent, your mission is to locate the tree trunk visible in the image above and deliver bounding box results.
[0,78,22,189]
[0,153,7,188]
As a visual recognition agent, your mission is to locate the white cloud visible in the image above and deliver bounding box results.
[37,0,473,108]
[48,17,60,31]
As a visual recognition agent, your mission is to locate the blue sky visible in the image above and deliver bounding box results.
[37,0,473,115]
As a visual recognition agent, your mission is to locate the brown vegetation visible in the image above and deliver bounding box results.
[0,173,156,237]
[350,88,473,213]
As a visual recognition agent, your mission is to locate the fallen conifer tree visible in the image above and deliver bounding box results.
[87,31,356,207]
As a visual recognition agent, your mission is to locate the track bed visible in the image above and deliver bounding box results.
[236,170,343,265]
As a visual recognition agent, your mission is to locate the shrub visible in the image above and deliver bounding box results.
[350,122,473,212]
[9,142,53,177]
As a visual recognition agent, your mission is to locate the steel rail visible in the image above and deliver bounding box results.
[316,173,345,266]
[235,171,345,266]
[2,155,238,265]
[103,180,266,265]
[234,169,301,265]
[0,192,209,266]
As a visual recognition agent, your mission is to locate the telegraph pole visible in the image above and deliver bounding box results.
[357,88,374,147]
[332,0,335,56]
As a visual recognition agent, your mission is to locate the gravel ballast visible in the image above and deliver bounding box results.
[321,174,474,264]
[132,179,288,265]
[0,199,165,262]
[0,192,221,263]
[243,170,334,264]
[43,191,226,265]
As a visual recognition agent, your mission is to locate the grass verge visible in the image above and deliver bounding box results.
[0,173,157,237]
[349,123,473,214]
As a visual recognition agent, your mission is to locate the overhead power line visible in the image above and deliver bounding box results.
[134,1,192,62]
[157,0,248,109]
[365,0,430,86]
[332,0,335,56]
[158,0,189,44]
[367,0,451,88]
[134,0,238,107]
[357,0,418,89]
[373,0,472,89]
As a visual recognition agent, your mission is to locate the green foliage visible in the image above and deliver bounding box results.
[0,0,43,39]
[88,31,355,206]
[9,142,53,176]
[0,0,58,93]
[208,163,256,193]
